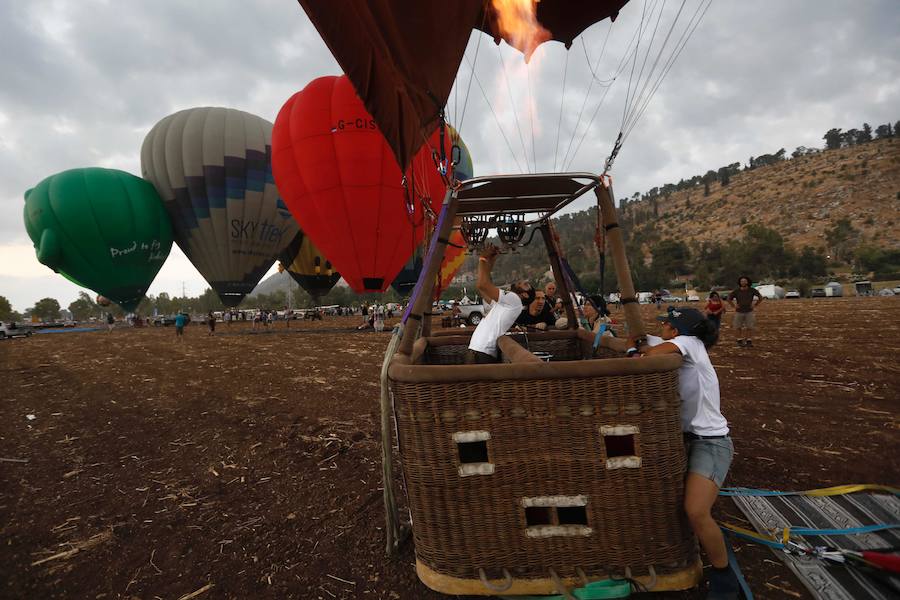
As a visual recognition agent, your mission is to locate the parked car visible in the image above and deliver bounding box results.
[661,295,683,303]
[152,315,189,326]
[457,303,487,326]
[0,321,34,339]
[810,288,827,298]
[893,286,900,295]
[686,295,700,302]
[785,290,801,299]
[878,288,896,297]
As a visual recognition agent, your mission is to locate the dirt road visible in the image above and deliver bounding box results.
[1,298,897,599]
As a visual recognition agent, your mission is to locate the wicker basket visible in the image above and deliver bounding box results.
[421,330,593,365]
[379,175,702,594]
[389,352,700,595]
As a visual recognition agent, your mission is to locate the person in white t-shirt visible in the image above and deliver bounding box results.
[466,243,535,364]
[633,307,739,600]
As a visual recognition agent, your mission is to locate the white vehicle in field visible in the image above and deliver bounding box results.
[686,294,700,302]
[0,321,34,339]
[457,302,488,325]
[785,290,801,299]
[756,284,786,299]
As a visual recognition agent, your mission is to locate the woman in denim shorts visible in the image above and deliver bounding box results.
[633,307,738,600]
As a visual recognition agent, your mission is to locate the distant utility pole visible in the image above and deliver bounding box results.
[181,281,186,298]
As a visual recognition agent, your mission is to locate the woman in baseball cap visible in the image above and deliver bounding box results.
[633,307,738,599]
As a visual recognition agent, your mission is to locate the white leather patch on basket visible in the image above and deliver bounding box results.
[521,495,588,507]
[525,525,593,538]
[452,430,490,443]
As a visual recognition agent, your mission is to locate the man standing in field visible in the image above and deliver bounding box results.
[174,312,187,343]
[727,276,763,347]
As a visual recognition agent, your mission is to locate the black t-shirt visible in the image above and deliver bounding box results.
[728,287,762,313]
[516,303,556,327]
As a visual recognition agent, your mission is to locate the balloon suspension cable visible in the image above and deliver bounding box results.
[438,109,447,174]
[426,122,453,190]
[519,226,541,248]
[433,215,443,301]
[401,175,425,228]
[549,222,587,328]
[603,131,623,176]
[595,196,607,297]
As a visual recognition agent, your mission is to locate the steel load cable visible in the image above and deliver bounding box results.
[497,45,532,173]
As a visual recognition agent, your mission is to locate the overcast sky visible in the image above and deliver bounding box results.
[1,0,897,312]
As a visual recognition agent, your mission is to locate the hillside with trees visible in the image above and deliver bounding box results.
[456,120,900,294]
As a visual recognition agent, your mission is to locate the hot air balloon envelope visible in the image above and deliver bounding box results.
[272,76,455,294]
[23,168,173,312]
[279,231,341,299]
[141,107,298,307]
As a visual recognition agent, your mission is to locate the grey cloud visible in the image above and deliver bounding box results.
[0,0,897,307]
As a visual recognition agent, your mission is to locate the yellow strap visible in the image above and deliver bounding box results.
[782,527,790,545]
[721,522,779,544]
[804,484,900,497]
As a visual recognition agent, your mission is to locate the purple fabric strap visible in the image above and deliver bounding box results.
[402,199,453,323]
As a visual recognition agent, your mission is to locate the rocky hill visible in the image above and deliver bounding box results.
[454,136,900,288]
[628,137,899,252]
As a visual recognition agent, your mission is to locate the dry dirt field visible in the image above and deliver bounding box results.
[1,297,898,600]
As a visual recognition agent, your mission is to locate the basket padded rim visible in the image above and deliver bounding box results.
[390,352,682,383]
[415,558,703,596]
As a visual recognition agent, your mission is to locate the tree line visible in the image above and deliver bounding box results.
[0,281,413,324]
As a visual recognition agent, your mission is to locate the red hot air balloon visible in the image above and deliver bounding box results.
[272,76,453,294]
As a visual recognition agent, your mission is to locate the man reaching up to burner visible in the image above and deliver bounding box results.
[466,243,535,364]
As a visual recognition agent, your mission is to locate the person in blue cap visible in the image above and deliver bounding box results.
[632,307,738,600]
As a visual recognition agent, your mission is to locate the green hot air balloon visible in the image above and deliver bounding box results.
[141,107,298,307]
[23,168,173,312]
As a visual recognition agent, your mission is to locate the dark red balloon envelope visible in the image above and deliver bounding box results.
[272,76,450,293]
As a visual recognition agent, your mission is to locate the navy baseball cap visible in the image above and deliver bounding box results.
[657,306,706,336]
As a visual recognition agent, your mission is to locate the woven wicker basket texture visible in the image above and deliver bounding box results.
[424,337,587,365]
[392,369,697,582]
